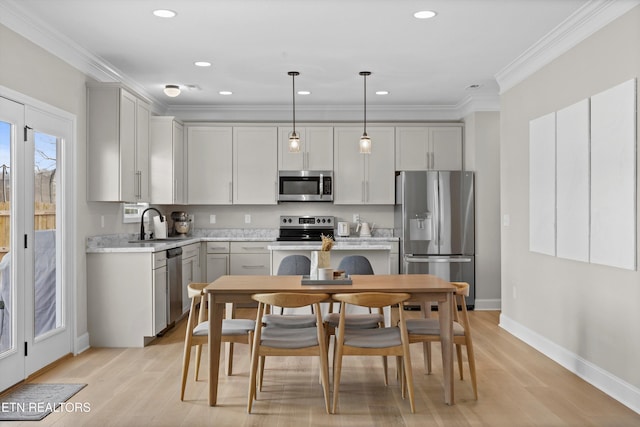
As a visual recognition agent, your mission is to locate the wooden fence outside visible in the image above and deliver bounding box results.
[0,202,56,260]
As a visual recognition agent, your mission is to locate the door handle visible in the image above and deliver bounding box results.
[405,256,472,263]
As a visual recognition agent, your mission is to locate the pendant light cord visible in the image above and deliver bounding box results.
[360,71,371,135]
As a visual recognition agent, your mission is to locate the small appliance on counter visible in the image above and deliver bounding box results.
[337,221,350,237]
[170,211,192,237]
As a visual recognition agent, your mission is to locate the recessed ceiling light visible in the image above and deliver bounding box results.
[219,91,233,95]
[194,61,211,67]
[297,91,311,95]
[376,91,389,95]
[414,10,437,19]
[153,9,177,18]
[466,84,483,90]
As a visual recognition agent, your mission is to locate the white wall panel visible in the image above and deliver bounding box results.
[529,112,556,256]
[590,79,636,270]
[556,99,590,262]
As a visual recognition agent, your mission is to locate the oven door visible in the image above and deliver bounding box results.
[278,171,332,202]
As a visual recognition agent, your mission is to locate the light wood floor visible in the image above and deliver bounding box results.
[4,310,640,426]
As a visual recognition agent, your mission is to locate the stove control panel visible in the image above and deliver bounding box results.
[280,215,334,228]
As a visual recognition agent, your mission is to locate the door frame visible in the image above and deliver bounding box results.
[0,85,77,388]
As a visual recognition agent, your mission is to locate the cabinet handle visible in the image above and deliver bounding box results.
[365,181,369,203]
[229,182,233,203]
[242,265,266,269]
[208,247,227,251]
[362,181,365,203]
[241,246,266,251]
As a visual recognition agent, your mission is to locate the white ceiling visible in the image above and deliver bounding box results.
[1,0,632,120]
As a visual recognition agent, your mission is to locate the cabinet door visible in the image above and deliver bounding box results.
[365,127,395,204]
[430,127,462,170]
[333,127,366,204]
[230,254,270,275]
[135,99,150,201]
[395,127,429,171]
[153,266,167,335]
[206,254,229,282]
[119,89,137,202]
[233,127,278,204]
[173,121,186,204]
[187,127,233,204]
[306,127,334,170]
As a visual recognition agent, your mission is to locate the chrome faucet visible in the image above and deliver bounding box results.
[139,207,164,240]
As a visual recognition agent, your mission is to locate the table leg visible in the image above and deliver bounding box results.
[439,292,454,405]
[208,295,224,406]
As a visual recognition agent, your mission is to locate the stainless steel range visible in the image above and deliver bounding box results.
[277,215,335,241]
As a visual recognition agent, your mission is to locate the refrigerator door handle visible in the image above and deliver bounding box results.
[404,256,473,263]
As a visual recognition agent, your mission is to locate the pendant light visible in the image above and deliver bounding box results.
[288,71,301,152]
[359,71,372,154]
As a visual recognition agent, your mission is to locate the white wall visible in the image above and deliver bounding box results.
[464,111,501,309]
[500,5,640,410]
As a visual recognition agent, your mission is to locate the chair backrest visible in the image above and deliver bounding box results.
[333,292,411,309]
[337,255,374,275]
[277,255,311,276]
[252,292,329,308]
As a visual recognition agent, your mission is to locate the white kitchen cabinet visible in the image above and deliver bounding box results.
[206,242,230,282]
[87,83,150,202]
[150,117,185,204]
[181,243,201,314]
[187,126,233,204]
[395,126,463,171]
[230,242,270,275]
[333,127,395,204]
[153,251,168,336]
[278,126,333,170]
[87,251,166,347]
[233,127,278,204]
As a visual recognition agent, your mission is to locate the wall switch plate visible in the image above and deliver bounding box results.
[353,214,360,223]
[209,214,216,224]
[244,214,251,224]
[503,214,510,227]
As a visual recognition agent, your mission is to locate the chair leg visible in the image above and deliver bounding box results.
[466,342,479,400]
[194,344,202,381]
[456,343,464,380]
[402,345,416,413]
[259,356,266,391]
[180,343,192,401]
[381,356,389,386]
[247,347,261,413]
[226,342,234,376]
[331,336,345,413]
[318,336,332,413]
[424,342,432,373]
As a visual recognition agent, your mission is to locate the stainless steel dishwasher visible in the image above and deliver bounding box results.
[166,247,183,329]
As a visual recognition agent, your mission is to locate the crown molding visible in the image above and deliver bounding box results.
[496,0,640,94]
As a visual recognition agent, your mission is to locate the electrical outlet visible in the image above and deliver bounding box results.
[101,215,105,228]
[353,214,360,223]
[245,214,251,224]
[209,214,216,224]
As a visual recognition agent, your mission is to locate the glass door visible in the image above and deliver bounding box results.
[0,97,72,390]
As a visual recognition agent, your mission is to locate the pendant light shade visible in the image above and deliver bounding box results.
[164,84,181,97]
[359,71,372,154]
[288,71,301,152]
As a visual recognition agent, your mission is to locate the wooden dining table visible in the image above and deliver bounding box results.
[205,273,457,406]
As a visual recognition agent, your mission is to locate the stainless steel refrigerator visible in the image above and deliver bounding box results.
[394,171,475,308]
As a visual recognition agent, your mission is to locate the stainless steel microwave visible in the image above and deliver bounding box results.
[278,170,333,202]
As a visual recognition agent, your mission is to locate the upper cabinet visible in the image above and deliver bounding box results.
[87,84,150,202]
[333,127,395,205]
[233,127,278,205]
[278,126,333,170]
[395,126,463,171]
[186,126,233,205]
[150,117,185,205]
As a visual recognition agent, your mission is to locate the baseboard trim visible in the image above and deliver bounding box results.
[74,332,90,355]
[473,298,501,311]
[499,313,640,415]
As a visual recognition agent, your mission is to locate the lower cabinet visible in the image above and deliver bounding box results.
[230,242,270,275]
[87,251,168,347]
[181,243,201,314]
[206,242,230,282]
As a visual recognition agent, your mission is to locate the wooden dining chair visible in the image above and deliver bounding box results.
[406,281,478,400]
[248,292,331,414]
[180,283,255,401]
[331,292,415,414]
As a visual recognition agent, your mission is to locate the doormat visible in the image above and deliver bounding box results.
[0,383,87,421]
